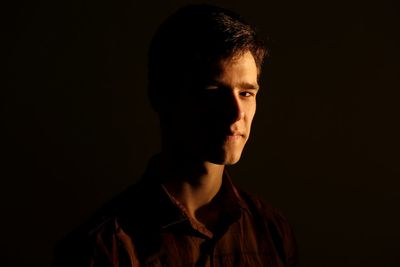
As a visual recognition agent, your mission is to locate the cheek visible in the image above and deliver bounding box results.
[245,102,257,123]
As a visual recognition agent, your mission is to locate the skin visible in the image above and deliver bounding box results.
[157,50,259,230]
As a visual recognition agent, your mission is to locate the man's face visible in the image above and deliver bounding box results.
[166,50,259,165]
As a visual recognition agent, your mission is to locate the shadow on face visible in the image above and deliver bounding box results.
[161,51,259,165]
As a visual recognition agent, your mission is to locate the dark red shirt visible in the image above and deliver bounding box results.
[54,157,298,267]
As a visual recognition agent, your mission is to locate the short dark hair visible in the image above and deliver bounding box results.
[148,4,267,112]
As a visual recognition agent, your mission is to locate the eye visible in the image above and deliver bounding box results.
[240,91,255,97]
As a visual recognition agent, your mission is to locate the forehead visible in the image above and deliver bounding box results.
[218,51,256,71]
[178,51,259,93]
[207,51,258,84]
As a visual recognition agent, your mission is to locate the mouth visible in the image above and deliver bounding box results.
[226,135,242,141]
[225,132,244,142]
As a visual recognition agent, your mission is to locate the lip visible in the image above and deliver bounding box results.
[227,135,241,140]
[228,131,244,136]
[225,132,244,141]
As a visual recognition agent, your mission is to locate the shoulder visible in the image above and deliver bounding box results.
[238,190,299,267]
[53,181,149,266]
[53,201,121,266]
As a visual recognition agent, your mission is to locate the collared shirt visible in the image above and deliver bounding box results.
[54,157,298,267]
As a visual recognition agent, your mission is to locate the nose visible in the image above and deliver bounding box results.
[224,91,244,124]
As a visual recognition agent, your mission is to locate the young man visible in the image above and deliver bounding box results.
[54,4,298,267]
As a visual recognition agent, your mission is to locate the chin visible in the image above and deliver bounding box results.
[224,154,242,166]
[206,150,243,166]
[201,139,246,165]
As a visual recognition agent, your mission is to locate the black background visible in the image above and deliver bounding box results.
[4,0,400,266]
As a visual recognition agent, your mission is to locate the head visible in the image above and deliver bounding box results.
[148,4,267,165]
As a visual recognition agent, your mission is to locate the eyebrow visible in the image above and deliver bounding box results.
[237,82,259,91]
[206,81,259,91]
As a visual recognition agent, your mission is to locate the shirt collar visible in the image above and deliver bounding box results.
[141,154,249,233]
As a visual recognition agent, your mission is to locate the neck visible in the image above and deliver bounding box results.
[158,151,225,222]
